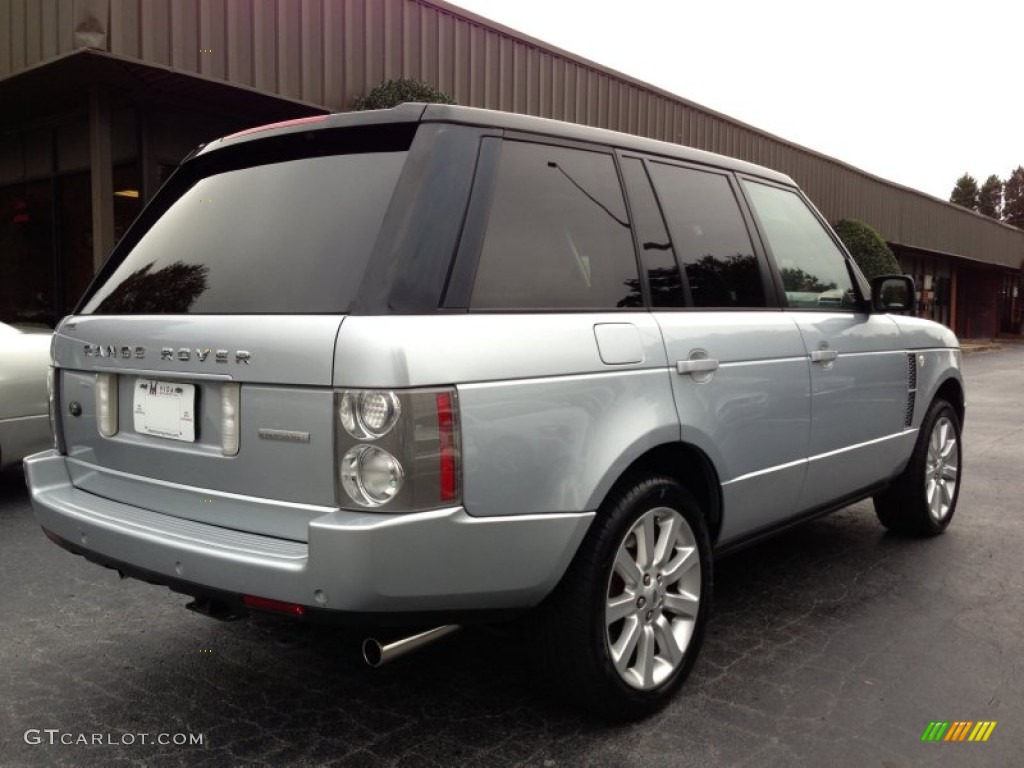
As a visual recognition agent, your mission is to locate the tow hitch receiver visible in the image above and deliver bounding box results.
[186,598,248,622]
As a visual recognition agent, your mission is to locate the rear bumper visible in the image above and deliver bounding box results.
[24,450,592,619]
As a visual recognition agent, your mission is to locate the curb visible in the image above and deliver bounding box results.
[960,343,1001,355]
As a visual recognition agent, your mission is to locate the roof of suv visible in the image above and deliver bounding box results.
[197,102,793,186]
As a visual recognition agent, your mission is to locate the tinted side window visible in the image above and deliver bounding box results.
[470,142,639,310]
[647,163,765,308]
[620,158,684,308]
[742,181,856,310]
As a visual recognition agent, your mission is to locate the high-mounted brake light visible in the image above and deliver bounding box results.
[222,114,328,142]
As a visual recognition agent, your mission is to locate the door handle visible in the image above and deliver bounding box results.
[809,349,838,364]
[676,358,720,375]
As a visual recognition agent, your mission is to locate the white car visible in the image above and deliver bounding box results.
[0,322,52,470]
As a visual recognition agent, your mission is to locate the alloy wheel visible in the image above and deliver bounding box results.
[605,506,701,690]
[925,415,959,522]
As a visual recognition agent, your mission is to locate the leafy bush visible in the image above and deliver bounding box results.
[833,219,900,280]
[352,78,454,110]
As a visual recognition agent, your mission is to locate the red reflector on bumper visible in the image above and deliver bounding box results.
[242,594,306,617]
[42,527,63,545]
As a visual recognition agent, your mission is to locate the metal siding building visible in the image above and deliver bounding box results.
[1,0,1021,334]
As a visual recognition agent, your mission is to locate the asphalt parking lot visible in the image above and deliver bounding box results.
[1,345,1022,767]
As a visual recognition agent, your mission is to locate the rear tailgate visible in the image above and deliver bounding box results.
[53,316,341,542]
[50,116,417,542]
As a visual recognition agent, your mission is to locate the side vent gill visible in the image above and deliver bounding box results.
[904,353,917,428]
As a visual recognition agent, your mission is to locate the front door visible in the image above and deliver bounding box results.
[741,180,910,512]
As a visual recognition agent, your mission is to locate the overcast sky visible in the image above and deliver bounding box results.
[449,0,1022,202]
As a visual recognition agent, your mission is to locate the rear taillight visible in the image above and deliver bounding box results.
[340,444,405,506]
[436,392,457,502]
[221,383,241,456]
[339,391,401,440]
[46,366,57,448]
[47,366,67,454]
[95,373,118,437]
[335,387,461,511]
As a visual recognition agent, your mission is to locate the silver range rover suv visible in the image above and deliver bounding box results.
[26,103,963,719]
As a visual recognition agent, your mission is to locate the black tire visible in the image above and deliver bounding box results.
[536,475,712,720]
[874,398,962,536]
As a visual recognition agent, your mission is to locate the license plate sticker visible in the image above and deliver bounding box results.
[133,379,196,442]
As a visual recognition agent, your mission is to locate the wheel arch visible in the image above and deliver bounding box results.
[601,442,723,545]
[933,376,965,426]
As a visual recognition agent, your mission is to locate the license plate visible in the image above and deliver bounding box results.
[133,379,196,442]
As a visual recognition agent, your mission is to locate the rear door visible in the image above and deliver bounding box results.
[740,179,909,511]
[438,137,674,519]
[623,155,811,544]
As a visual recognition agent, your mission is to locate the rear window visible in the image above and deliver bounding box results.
[82,151,407,314]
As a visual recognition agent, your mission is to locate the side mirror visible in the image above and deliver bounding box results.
[871,275,917,314]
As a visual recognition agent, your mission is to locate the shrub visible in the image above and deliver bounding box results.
[351,78,454,110]
[833,219,901,280]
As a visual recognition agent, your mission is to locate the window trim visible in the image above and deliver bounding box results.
[351,124,497,315]
[615,152,665,309]
[442,135,504,310]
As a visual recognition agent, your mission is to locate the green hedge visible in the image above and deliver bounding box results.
[352,78,454,110]
[833,219,900,280]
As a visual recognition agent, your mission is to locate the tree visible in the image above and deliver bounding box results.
[352,78,454,110]
[1003,166,1024,228]
[949,173,979,210]
[833,219,901,280]
[978,174,1003,219]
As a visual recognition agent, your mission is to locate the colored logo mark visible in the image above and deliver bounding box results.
[921,721,997,742]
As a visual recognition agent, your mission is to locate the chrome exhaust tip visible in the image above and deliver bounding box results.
[362,625,461,668]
